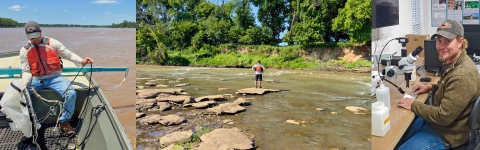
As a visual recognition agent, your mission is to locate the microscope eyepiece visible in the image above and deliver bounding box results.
[412,46,423,57]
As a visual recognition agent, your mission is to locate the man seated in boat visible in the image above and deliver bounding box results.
[20,21,94,135]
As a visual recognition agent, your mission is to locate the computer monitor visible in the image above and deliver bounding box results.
[424,39,442,72]
[463,24,480,56]
[372,0,399,28]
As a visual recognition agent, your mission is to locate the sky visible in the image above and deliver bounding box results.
[0,0,135,25]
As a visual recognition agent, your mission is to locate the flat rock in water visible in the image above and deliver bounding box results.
[195,95,226,102]
[218,88,230,91]
[136,113,145,119]
[142,114,162,125]
[196,127,253,150]
[191,101,217,109]
[145,82,157,86]
[206,103,245,115]
[264,79,276,82]
[156,96,194,104]
[235,88,280,95]
[137,89,185,99]
[157,93,172,98]
[175,83,190,87]
[233,98,251,106]
[285,120,299,125]
[285,120,306,125]
[345,106,368,113]
[157,102,172,111]
[138,102,155,111]
[159,130,193,147]
[223,94,235,99]
[136,99,157,104]
[159,114,186,126]
[345,106,368,115]
[136,90,163,99]
[136,86,145,89]
[156,84,169,88]
[157,88,185,95]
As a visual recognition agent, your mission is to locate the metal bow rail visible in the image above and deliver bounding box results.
[0,67,129,78]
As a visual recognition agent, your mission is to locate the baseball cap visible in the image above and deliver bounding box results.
[25,21,41,39]
[431,19,464,39]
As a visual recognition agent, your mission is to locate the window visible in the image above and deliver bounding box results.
[412,0,423,34]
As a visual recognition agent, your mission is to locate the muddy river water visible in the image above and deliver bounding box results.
[136,66,371,149]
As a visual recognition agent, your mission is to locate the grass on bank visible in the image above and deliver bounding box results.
[140,41,371,69]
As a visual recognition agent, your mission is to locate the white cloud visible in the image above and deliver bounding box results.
[34,8,37,11]
[65,9,68,12]
[7,5,26,11]
[105,12,111,16]
[93,0,118,4]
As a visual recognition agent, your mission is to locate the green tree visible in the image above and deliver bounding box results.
[194,1,216,19]
[234,0,255,30]
[136,22,169,64]
[251,0,291,44]
[239,26,273,45]
[111,20,136,28]
[192,17,231,48]
[169,20,198,49]
[0,17,19,27]
[332,0,371,43]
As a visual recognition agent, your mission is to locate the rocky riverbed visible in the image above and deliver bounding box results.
[136,76,369,150]
[136,66,371,150]
[136,77,290,149]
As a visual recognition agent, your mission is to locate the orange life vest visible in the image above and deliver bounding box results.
[25,38,63,76]
[255,65,263,71]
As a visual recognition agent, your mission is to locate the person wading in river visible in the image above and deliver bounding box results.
[252,60,266,88]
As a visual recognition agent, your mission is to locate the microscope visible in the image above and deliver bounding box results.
[380,37,423,89]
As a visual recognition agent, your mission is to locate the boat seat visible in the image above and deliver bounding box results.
[451,96,480,150]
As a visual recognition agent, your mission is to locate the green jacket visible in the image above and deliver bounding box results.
[411,50,480,148]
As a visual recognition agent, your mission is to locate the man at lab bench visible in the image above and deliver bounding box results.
[397,19,480,149]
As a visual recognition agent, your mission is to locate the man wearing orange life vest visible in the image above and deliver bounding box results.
[252,60,265,88]
[20,21,94,135]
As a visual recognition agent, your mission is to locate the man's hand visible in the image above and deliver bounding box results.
[411,84,433,94]
[398,97,415,110]
[81,57,94,66]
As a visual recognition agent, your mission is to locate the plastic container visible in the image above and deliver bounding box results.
[411,69,417,81]
[372,101,390,137]
[375,82,391,110]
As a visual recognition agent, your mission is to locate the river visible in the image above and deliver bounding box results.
[136,66,371,149]
[0,28,136,147]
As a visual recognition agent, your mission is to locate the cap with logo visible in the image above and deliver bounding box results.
[25,21,41,40]
[431,19,464,39]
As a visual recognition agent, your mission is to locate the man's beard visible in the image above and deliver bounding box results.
[438,55,447,63]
